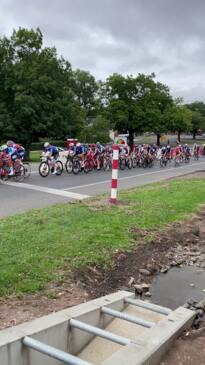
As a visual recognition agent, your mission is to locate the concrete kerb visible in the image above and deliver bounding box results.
[0,291,133,365]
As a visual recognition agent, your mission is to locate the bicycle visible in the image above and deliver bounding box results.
[0,158,25,182]
[39,154,63,177]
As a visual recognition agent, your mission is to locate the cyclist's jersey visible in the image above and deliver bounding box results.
[95,145,104,155]
[14,144,25,158]
[45,145,59,156]
[81,144,88,154]
[76,145,83,155]
[7,147,16,155]
[174,147,181,155]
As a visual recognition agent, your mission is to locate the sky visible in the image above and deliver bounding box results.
[0,0,205,102]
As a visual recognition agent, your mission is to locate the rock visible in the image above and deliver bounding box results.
[193,317,203,328]
[196,309,204,318]
[195,302,205,310]
[183,303,190,309]
[128,277,135,286]
[144,291,152,297]
[187,298,198,306]
[192,228,200,237]
[170,261,177,267]
[161,266,169,274]
[190,283,195,287]
[141,283,150,292]
[139,269,151,276]
[134,284,143,295]
[202,289,205,293]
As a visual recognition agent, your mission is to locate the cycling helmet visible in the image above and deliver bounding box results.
[0,144,7,151]
[44,142,50,148]
[6,140,14,147]
[76,143,81,147]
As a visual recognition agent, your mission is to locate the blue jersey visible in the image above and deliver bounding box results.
[45,145,59,155]
[7,147,17,156]
[76,146,83,155]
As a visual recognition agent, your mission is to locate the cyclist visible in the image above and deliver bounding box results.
[43,142,59,174]
[0,144,14,176]
[7,141,25,160]
[94,142,105,170]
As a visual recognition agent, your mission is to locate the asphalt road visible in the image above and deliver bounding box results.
[1,158,205,218]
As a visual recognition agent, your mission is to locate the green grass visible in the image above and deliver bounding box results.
[1,177,205,296]
[29,150,41,162]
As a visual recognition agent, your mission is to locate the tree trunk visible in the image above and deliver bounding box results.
[128,129,134,151]
[156,133,161,147]
[193,132,196,140]
[177,131,181,142]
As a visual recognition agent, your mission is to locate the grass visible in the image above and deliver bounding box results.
[1,177,205,296]
[29,150,41,162]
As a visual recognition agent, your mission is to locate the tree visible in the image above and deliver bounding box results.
[0,27,83,150]
[71,69,99,121]
[168,99,192,142]
[80,114,110,143]
[103,73,173,147]
[186,101,205,139]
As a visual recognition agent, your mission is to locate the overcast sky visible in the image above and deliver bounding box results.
[0,0,205,102]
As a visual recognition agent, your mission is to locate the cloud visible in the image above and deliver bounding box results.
[0,0,205,101]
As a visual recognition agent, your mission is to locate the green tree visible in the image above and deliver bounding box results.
[103,73,173,146]
[0,27,83,151]
[71,69,98,120]
[80,114,110,143]
[186,101,205,139]
[168,99,192,142]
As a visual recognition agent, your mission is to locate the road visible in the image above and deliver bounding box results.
[1,158,205,218]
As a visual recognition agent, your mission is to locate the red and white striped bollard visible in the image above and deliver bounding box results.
[110,144,119,204]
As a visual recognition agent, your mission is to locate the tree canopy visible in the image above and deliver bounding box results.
[1,27,205,148]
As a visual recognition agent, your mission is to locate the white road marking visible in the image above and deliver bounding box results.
[2,181,89,200]
[64,161,205,191]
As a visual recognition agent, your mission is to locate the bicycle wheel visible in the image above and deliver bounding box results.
[39,161,50,177]
[132,157,137,168]
[119,158,126,170]
[72,160,81,175]
[65,159,73,173]
[84,159,90,173]
[13,164,25,182]
[127,158,132,169]
[23,162,31,178]
[55,161,63,176]
[160,158,165,168]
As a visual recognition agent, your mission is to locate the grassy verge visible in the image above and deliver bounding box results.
[1,177,205,296]
[29,150,41,162]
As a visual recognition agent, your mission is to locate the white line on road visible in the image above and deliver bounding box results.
[64,161,205,191]
[2,181,90,200]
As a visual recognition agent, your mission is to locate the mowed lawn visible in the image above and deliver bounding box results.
[1,178,205,296]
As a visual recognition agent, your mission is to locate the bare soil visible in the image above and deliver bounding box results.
[1,173,205,363]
